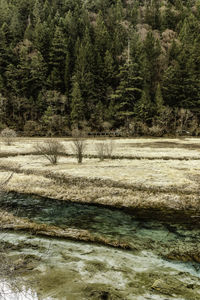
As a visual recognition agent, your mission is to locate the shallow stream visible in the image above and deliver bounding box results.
[0,192,200,299]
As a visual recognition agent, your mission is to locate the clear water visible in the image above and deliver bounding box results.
[0,193,200,299]
[0,192,200,259]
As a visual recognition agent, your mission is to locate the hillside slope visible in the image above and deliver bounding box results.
[0,0,199,135]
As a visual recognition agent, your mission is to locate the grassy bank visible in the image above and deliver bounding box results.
[0,137,200,222]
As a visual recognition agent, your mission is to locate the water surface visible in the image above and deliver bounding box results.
[0,192,200,299]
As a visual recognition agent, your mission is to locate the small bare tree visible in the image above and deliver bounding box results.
[105,140,115,159]
[34,139,65,165]
[71,129,87,164]
[1,128,17,146]
[95,142,107,161]
[96,140,115,161]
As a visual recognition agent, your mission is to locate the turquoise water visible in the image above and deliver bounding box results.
[0,192,200,299]
[0,192,200,259]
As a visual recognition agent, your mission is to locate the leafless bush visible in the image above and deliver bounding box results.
[0,128,17,146]
[105,140,115,158]
[71,130,87,164]
[96,140,115,161]
[34,139,65,165]
[95,142,106,161]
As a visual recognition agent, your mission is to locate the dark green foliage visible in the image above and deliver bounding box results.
[111,61,142,125]
[0,0,199,135]
[70,80,85,127]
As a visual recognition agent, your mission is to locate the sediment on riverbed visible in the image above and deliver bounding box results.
[1,209,200,264]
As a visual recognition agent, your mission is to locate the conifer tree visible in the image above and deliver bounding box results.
[94,11,110,57]
[24,15,33,41]
[33,0,43,25]
[155,83,164,114]
[0,0,199,133]
[74,28,97,122]
[34,21,51,62]
[0,26,12,80]
[141,31,161,96]
[134,85,152,123]
[48,26,67,92]
[71,80,85,127]
[111,60,142,125]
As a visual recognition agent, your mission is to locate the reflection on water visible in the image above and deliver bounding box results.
[0,281,39,300]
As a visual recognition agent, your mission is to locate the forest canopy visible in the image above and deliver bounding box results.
[0,0,200,136]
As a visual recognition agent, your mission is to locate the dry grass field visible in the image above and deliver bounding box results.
[0,137,200,220]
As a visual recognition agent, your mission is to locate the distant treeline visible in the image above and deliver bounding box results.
[0,0,200,136]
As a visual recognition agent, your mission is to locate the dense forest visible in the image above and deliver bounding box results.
[0,0,200,136]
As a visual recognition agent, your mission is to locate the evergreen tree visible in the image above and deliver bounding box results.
[141,31,161,96]
[70,80,85,127]
[134,86,153,123]
[111,61,142,125]
[0,0,199,133]
[94,11,110,57]
[48,26,68,92]
[155,83,164,114]
[33,0,43,25]
[0,26,13,86]
[5,39,47,103]
[74,28,97,122]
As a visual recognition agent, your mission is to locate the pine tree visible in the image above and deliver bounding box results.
[34,21,51,62]
[73,28,97,122]
[5,40,47,100]
[104,50,116,87]
[70,80,85,127]
[33,0,43,25]
[10,9,23,43]
[111,61,142,125]
[155,83,164,114]
[134,85,152,123]
[94,11,110,57]
[0,26,13,84]
[64,50,72,97]
[144,0,161,30]
[24,15,33,41]
[141,31,161,96]
[48,26,68,92]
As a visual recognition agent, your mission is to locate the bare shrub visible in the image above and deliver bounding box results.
[1,128,17,146]
[71,130,87,164]
[105,140,115,159]
[95,140,115,161]
[34,139,65,165]
[95,142,106,161]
